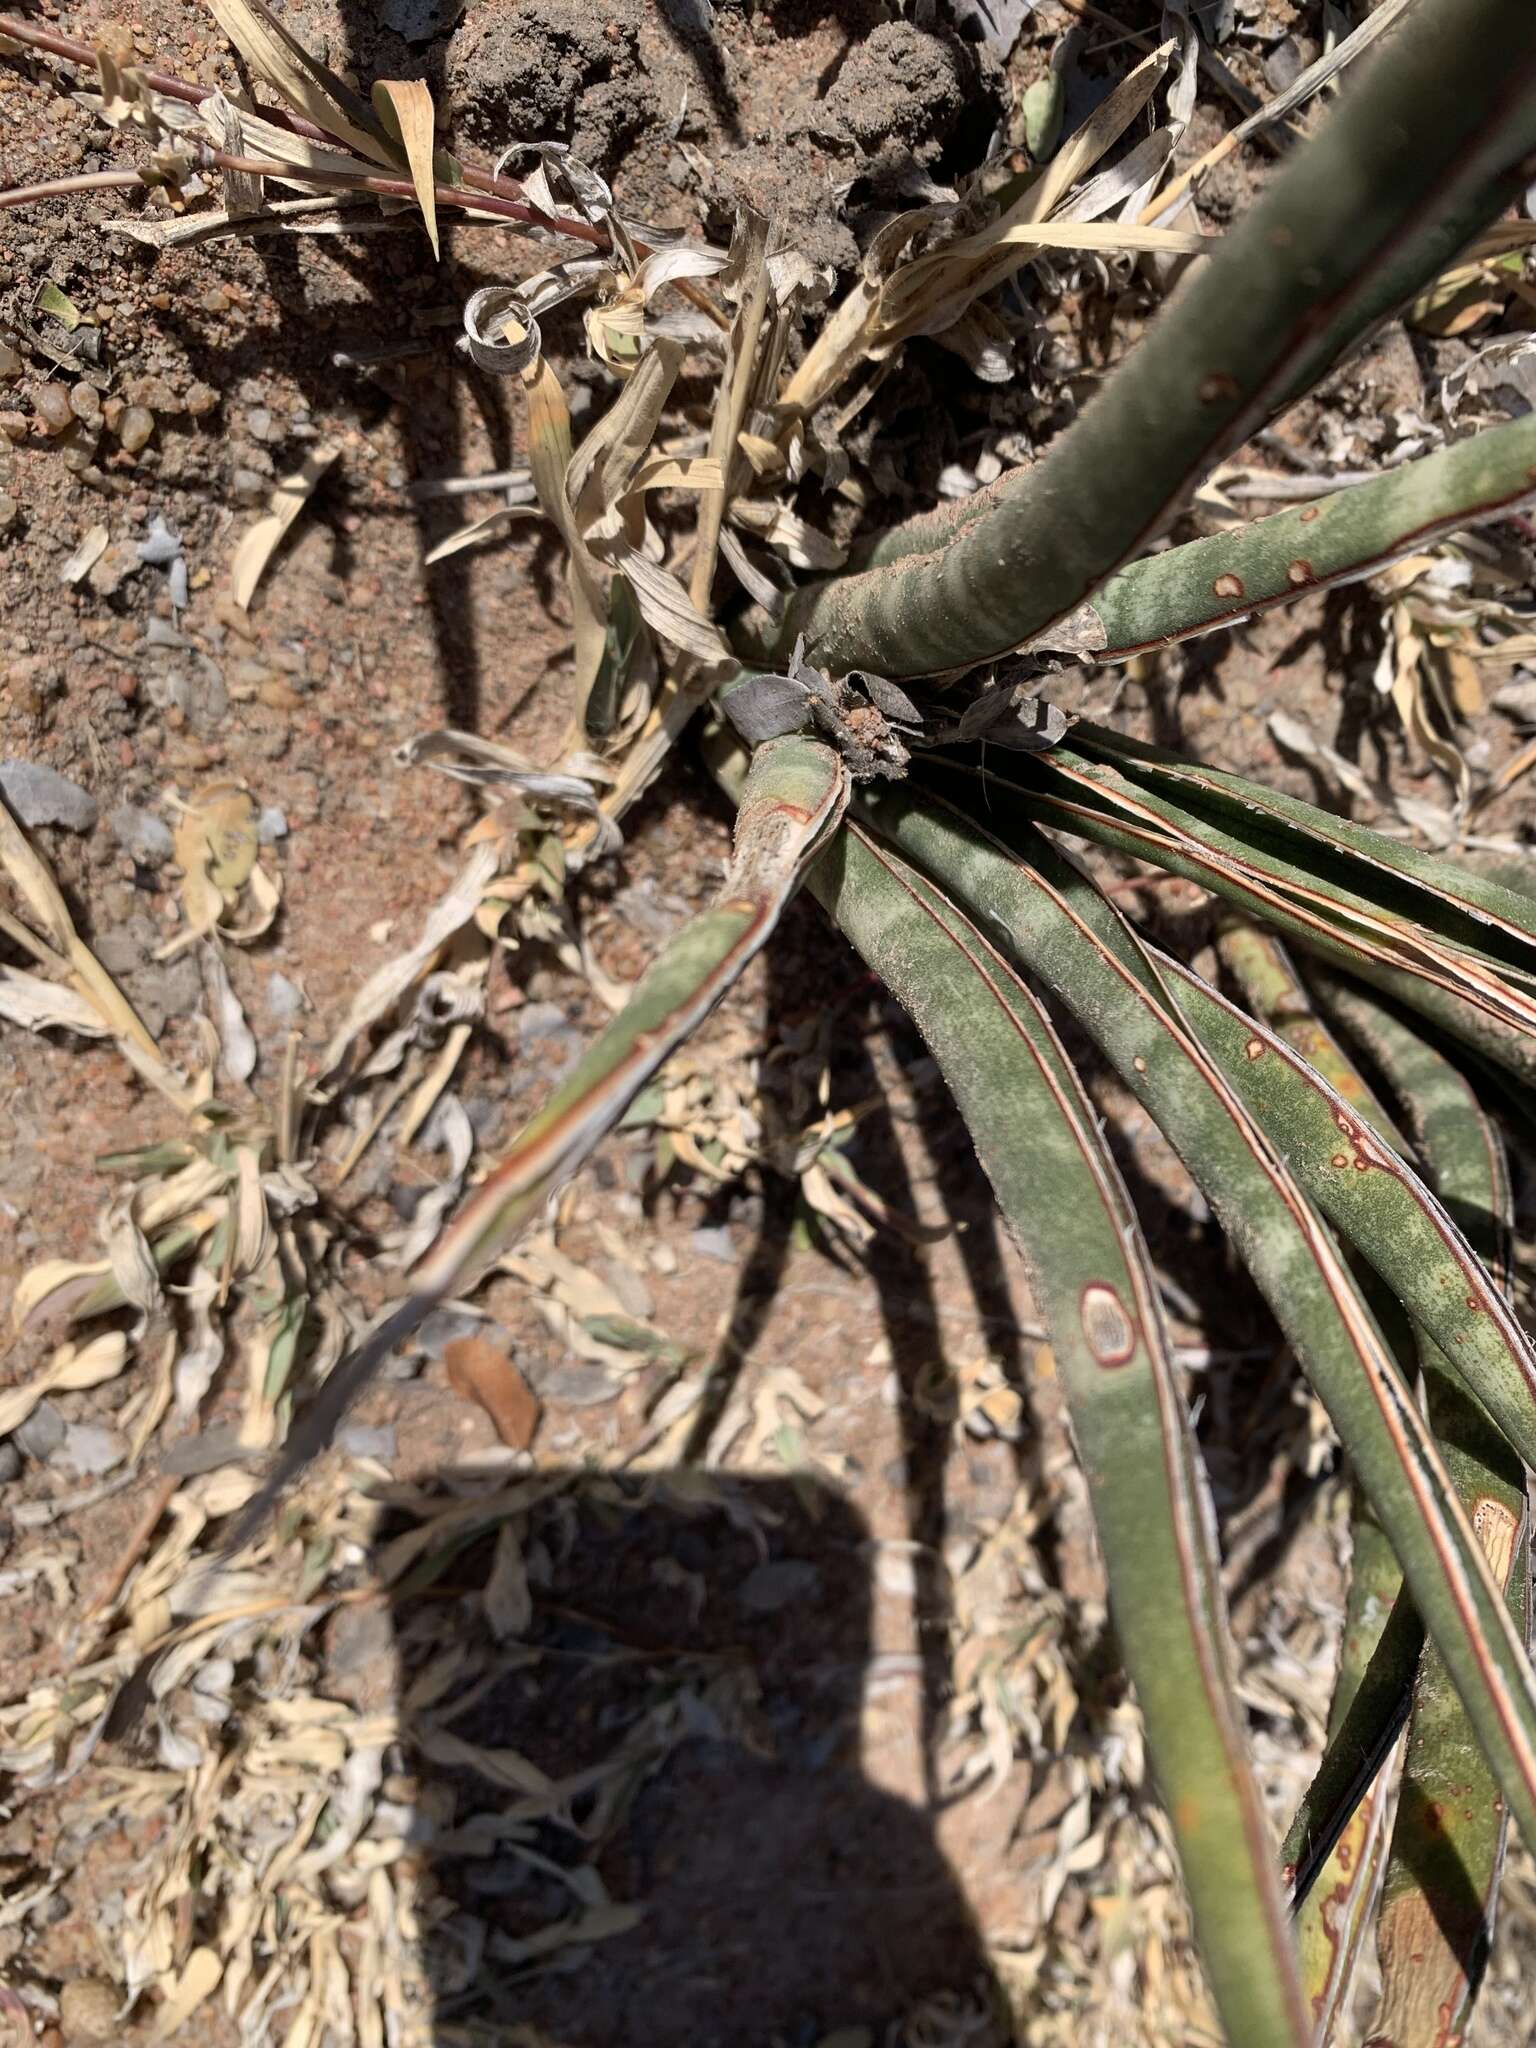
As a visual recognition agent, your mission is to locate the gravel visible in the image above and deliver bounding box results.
[0,759,98,831]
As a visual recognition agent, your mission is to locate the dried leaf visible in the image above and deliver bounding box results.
[230,445,340,609]
[0,1333,130,1439]
[444,1336,542,1450]
[205,0,386,163]
[0,965,111,1037]
[37,282,83,331]
[371,80,439,258]
[60,525,110,586]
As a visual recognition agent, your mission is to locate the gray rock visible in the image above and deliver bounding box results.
[336,1423,397,1461]
[414,1309,490,1358]
[15,1400,65,1460]
[531,1362,622,1408]
[0,1441,20,1485]
[738,1560,822,1614]
[135,512,181,566]
[0,759,98,832]
[517,1001,578,1051]
[168,556,189,610]
[257,805,289,843]
[57,1422,126,1476]
[689,1225,737,1265]
[266,970,304,1021]
[109,804,174,867]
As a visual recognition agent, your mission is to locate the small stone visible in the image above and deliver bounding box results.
[0,495,16,534]
[738,1559,822,1614]
[109,803,174,866]
[34,385,73,435]
[0,1440,18,1483]
[414,1309,488,1358]
[69,380,101,423]
[257,804,289,842]
[168,556,188,609]
[136,511,180,564]
[185,379,219,417]
[232,466,268,506]
[246,406,276,442]
[690,1224,737,1265]
[57,1422,126,1476]
[265,969,304,1020]
[0,341,22,380]
[58,1977,119,2041]
[336,1422,397,1461]
[0,759,98,831]
[86,540,144,597]
[116,404,154,455]
[15,1399,65,1460]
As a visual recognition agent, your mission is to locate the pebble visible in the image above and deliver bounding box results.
[34,385,73,435]
[15,1399,65,1460]
[136,510,180,564]
[0,495,16,533]
[117,404,154,454]
[168,556,189,609]
[690,1224,738,1265]
[257,804,289,842]
[57,1422,127,1477]
[0,1441,19,1485]
[109,803,174,866]
[0,759,98,831]
[0,341,21,380]
[336,1423,397,1461]
[69,380,101,423]
[58,1978,118,2042]
[232,466,269,506]
[246,405,276,442]
[185,379,219,417]
[86,540,144,597]
[266,969,304,1020]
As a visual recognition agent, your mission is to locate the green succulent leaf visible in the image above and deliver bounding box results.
[1301,971,1529,2043]
[850,784,1536,1871]
[936,737,1536,1086]
[1032,412,1536,663]
[1293,1488,1405,2039]
[1159,955,1536,1474]
[811,817,1309,2048]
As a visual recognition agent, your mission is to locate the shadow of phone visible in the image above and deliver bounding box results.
[354,1468,1004,2046]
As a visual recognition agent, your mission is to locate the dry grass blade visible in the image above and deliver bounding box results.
[204,0,387,163]
[370,81,438,258]
[230,445,340,608]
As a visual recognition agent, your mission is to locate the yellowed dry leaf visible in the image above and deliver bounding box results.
[371,80,439,258]
[205,0,386,163]
[231,445,340,609]
[0,1332,129,1438]
[153,1946,223,2040]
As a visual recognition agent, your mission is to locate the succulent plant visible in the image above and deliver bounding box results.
[358,3,1536,2034]
[16,0,1536,2037]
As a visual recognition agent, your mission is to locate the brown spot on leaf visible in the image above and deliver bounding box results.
[1331,1153,1349,1169]
[1212,572,1245,600]
[1081,1283,1137,1367]
[1244,1036,1264,1061]
[1299,503,1321,523]
[1133,1054,1148,1073]
[1198,371,1240,404]
[1286,559,1314,586]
